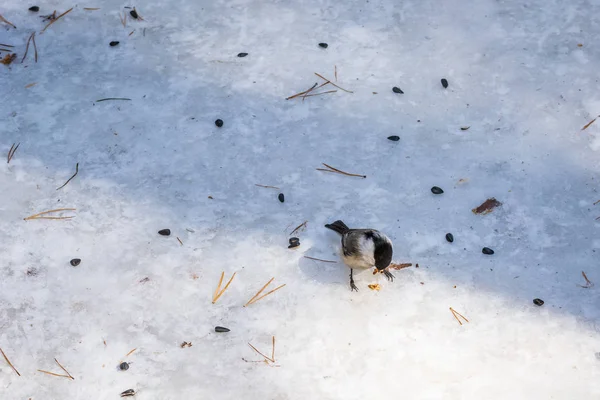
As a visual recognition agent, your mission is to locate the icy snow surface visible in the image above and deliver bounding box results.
[1,0,600,398]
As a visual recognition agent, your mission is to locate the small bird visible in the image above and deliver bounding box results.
[325,220,394,291]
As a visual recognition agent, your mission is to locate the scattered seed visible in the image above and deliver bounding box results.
[460,126,470,131]
[445,233,454,243]
[129,9,138,19]
[119,362,129,371]
[289,237,300,246]
[533,298,544,306]
[318,43,328,48]
[387,135,400,141]
[278,193,285,203]
[237,52,248,57]
[29,6,40,12]
[70,258,81,267]
[215,326,230,333]
[120,389,135,397]
[431,186,444,194]
[109,41,120,47]
[158,229,171,236]
[392,86,404,94]
[288,242,300,249]
[441,78,448,88]
[482,247,494,255]
[215,119,223,127]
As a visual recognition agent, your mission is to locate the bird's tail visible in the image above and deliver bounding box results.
[325,220,350,235]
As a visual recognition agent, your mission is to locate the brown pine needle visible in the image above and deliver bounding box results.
[271,336,275,361]
[0,14,16,29]
[304,256,337,263]
[301,82,328,101]
[0,43,14,48]
[318,163,366,178]
[246,284,286,306]
[314,73,353,93]
[24,208,76,221]
[290,220,307,235]
[449,307,469,325]
[244,277,274,306]
[303,90,338,98]
[129,30,135,36]
[594,199,600,205]
[578,271,594,288]
[32,32,38,62]
[334,65,338,82]
[21,33,35,63]
[176,237,183,245]
[0,347,21,376]
[54,358,74,380]
[125,348,137,357]
[248,343,274,363]
[7,142,19,163]
[582,116,599,131]
[286,83,318,100]
[38,369,71,379]
[83,8,100,11]
[255,184,280,189]
[41,7,73,33]
[212,272,236,304]
[25,82,37,89]
[56,162,79,190]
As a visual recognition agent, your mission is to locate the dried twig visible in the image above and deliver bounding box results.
[582,116,599,131]
[255,184,280,189]
[578,271,594,288]
[95,98,132,102]
[24,208,76,221]
[56,163,79,190]
[244,278,286,307]
[449,307,469,326]
[0,347,20,376]
[290,220,307,235]
[0,14,16,29]
[7,143,19,163]
[37,369,71,379]
[317,163,366,178]
[314,73,353,93]
[212,272,236,304]
[304,256,337,263]
[54,358,74,380]
[41,7,73,33]
[286,83,317,100]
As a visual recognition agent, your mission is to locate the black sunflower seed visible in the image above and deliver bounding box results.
[215,326,230,333]
[29,6,40,12]
[109,41,120,47]
[237,52,248,57]
[392,86,404,94]
[119,362,129,371]
[533,298,544,306]
[215,119,223,127]
[387,135,400,141]
[130,9,138,19]
[431,186,444,194]
[482,247,494,255]
[278,193,285,203]
[445,233,454,243]
[288,242,300,249]
[441,78,448,88]
[120,389,135,397]
[158,229,171,236]
[289,237,300,245]
[318,43,328,48]
[70,258,81,267]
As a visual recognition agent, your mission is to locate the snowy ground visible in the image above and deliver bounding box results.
[1,0,600,398]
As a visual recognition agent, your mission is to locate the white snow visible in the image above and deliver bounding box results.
[1,0,600,398]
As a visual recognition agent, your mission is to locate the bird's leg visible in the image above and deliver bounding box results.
[382,269,395,282]
[349,269,358,291]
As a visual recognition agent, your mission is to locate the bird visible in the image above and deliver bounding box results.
[325,220,394,291]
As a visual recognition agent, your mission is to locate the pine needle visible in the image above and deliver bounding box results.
[37,369,71,379]
[290,220,307,235]
[317,163,366,178]
[54,358,74,380]
[255,184,280,189]
[7,143,19,163]
[245,281,286,306]
[449,307,469,325]
[286,83,318,100]
[0,347,21,376]
[304,256,337,263]
[582,116,599,131]
[314,72,353,93]
[125,348,137,357]
[24,208,76,221]
[303,90,338,98]
[56,163,79,190]
[41,7,73,33]
[212,272,236,304]
[578,271,594,288]
[0,14,16,29]
[244,277,274,306]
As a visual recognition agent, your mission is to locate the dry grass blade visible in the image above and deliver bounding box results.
[388,263,412,270]
[0,347,21,376]
[212,272,236,304]
[38,369,71,378]
[255,184,280,189]
[0,14,17,29]
[247,284,286,306]
[129,30,135,36]
[290,220,307,235]
[303,90,338,98]
[24,208,76,221]
[41,7,73,33]
[314,73,353,93]
[56,162,79,190]
[286,82,318,100]
[304,256,337,263]
[582,116,598,131]
[318,163,366,178]
[54,358,74,380]
[7,143,20,163]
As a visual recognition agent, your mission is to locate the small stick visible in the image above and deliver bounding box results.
[286,83,318,100]
[303,90,338,98]
[0,14,16,29]
[41,7,73,33]
[304,256,337,263]
[246,284,286,306]
[176,237,183,246]
[7,143,20,163]
[318,163,366,178]
[244,277,274,306]
[56,162,79,190]
[37,369,71,378]
[290,220,307,235]
[582,116,599,131]
[95,98,132,102]
[0,347,21,376]
[314,73,353,93]
[449,307,469,325]
[125,348,137,357]
[212,272,236,304]
[255,184,280,189]
[54,358,74,380]
[24,208,76,221]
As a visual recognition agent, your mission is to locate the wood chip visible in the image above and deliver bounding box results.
[1,53,17,65]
